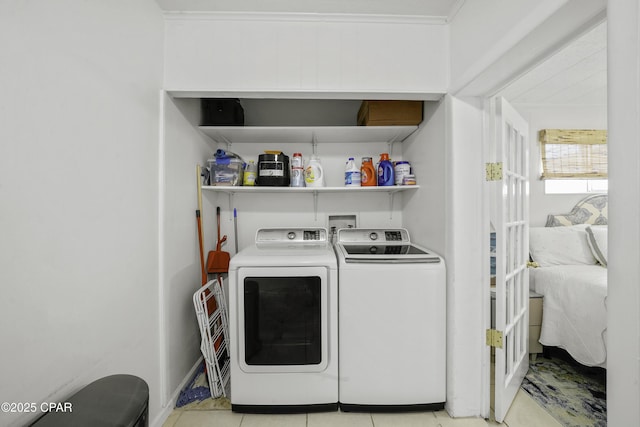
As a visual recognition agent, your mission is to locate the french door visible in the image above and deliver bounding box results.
[489,97,530,423]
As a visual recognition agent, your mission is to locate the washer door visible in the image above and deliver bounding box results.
[237,266,329,373]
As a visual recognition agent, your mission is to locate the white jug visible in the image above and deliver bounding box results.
[304,155,325,187]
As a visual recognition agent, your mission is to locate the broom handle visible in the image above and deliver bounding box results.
[196,165,205,245]
[196,165,207,285]
[216,206,222,251]
[234,208,238,254]
[196,211,207,285]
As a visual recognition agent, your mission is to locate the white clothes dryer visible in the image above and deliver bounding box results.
[228,228,338,413]
[334,228,446,412]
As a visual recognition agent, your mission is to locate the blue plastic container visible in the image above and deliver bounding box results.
[377,153,395,186]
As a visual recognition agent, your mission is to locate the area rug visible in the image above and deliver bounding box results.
[521,352,606,427]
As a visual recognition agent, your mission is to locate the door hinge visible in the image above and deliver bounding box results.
[486,329,504,349]
[485,162,503,181]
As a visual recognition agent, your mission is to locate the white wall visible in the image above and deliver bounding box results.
[444,96,486,417]
[403,97,488,417]
[163,13,448,96]
[607,1,640,425]
[0,1,164,426]
[160,96,215,409]
[403,100,447,254]
[512,104,607,226]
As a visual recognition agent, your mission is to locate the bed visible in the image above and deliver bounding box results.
[528,194,608,368]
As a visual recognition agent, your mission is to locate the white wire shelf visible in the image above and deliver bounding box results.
[201,185,419,194]
[198,125,418,144]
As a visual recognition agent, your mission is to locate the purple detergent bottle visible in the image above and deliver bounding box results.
[377,153,395,186]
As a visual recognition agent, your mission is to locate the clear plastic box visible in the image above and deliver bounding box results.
[207,157,244,186]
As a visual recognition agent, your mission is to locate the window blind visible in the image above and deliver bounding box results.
[539,129,607,179]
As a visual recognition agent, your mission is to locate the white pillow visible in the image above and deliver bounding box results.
[586,225,608,266]
[529,225,597,267]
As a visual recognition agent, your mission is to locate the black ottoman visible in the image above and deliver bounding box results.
[30,374,149,427]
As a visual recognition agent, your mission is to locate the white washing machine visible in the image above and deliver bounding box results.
[334,228,446,412]
[228,228,338,413]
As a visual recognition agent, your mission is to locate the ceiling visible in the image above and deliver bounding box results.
[155,1,606,107]
[498,22,607,107]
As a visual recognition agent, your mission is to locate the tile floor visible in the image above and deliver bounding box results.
[162,389,562,427]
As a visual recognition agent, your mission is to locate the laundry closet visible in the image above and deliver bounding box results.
[161,10,451,414]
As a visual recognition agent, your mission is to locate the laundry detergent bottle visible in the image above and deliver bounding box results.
[360,157,376,186]
[377,153,395,186]
[304,155,325,187]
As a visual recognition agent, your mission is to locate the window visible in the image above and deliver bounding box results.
[544,179,608,194]
[539,129,608,194]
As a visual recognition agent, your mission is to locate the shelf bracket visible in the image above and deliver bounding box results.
[219,133,233,151]
[388,191,395,220]
[311,133,318,156]
[313,191,319,221]
[228,192,235,215]
[387,134,399,158]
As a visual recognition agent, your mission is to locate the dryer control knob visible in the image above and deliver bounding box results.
[369,232,378,241]
[287,231,296,240]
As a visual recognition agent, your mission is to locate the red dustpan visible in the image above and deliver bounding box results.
[207,207,230,274]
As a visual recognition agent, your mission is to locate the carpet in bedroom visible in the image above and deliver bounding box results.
[521,350,606,427]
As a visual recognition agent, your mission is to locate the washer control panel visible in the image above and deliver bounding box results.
[384,230,403,241]
[337,228,410,244]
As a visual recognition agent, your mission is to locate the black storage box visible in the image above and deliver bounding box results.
[201,98,244,126]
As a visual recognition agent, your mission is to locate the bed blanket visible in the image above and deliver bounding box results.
[530,265,607,368]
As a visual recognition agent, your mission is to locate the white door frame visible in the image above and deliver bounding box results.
[606,1,640,425]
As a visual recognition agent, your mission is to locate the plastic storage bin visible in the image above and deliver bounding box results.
[208,157,245,186]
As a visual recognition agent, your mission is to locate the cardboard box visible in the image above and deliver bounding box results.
[357,100,423,126]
